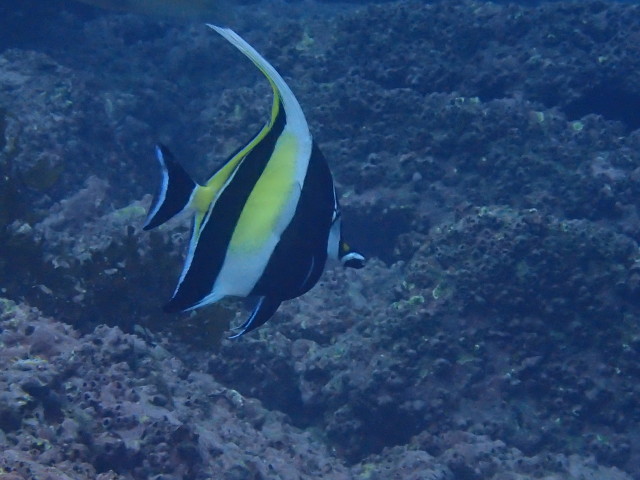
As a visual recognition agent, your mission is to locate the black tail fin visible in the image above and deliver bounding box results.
[143,144,196,230]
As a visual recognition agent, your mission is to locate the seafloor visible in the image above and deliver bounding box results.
[1,0,640,478]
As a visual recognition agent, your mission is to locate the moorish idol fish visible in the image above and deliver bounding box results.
[143,25,365,338]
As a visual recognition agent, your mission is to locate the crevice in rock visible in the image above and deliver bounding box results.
[564,80,640,131]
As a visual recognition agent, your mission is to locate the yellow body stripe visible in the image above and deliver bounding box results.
[188,95,283,224]
[229,131,299,253]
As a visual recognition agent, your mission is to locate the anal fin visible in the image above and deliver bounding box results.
[229,297,282,339]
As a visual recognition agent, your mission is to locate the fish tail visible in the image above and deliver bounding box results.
[143,144,197,230]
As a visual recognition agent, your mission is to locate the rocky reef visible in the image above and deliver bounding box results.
[0,298,631,479]
[1,0,640,478]
[0,299,352,479]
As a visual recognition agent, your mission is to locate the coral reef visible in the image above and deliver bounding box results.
[2,0,640,478]
[0,300,631,479]
[0,299,352,479]
[208,210,640,467]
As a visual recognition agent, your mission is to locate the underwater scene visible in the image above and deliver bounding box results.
[1,0,640,478]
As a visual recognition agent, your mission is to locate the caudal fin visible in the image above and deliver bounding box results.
[143,144,196,230]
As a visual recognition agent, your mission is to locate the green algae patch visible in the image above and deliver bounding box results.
[571,120,584,132]
[111,204,147,221]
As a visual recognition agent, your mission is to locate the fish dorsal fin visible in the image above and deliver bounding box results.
[192,25,311,216]
[207,25,310,141]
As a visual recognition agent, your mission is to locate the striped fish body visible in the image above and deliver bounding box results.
[251,142,335,301]
[143,26,364,337]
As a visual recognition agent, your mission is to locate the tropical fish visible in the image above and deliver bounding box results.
[73,0,229,20]
[143,25,365,338]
